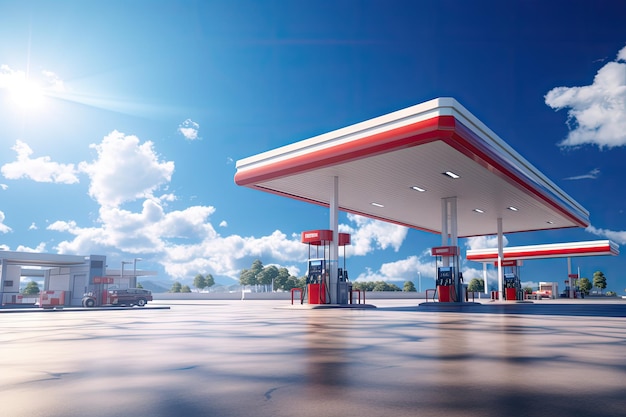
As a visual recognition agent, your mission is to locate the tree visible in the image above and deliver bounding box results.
[205,273,215,289]
[578,277,592,295]
[136,282,144,289]
[592,271,607,293]
[353,281,376,291]
[22,281,40,295]
[467,278,484,292]
[273,268,299,291]
[239,259,264,287]
[257,265,280,291]
[297,276,307,289]
[193,274,206,291]
[170,281,182,293]
[373,282,401,291]
[403,281,416,292]
[181,285,191,293]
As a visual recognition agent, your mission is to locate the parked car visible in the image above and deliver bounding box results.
[82,288,153,307]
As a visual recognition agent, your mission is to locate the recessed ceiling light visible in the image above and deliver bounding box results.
[443,171,460,179]
[410,186,426,192]
[546,221,554,224]
[473,208,485,213]
[371,202,384,208]
[507,206,519,211]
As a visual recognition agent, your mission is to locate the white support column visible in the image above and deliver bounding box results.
[497,217,503,300]
[441,197,460,300]
[483,263,488,295]
[441,198,449,266]
[567,257,573,299]
[450,197,458,248]
[329,176,339,304]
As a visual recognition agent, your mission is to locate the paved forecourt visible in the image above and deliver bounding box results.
[1,299,625,417]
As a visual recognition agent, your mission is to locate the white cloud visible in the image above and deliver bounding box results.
[0,65,65,92]
[28,222,37,230]
[78,130,175,207]
[354,253,499,290]
[586,225,626,245]
[355,255,433,282]
[41,70,65,92]
[339,214,408,256]
[178,119,200,140]
[1,140,80,184]
[564,168,600,180]
[464,235,508,251]
[15,242,46,253]
[0,211,12,233]
[36,132,415,281]
[545,44,626,148]
[0,184,7,190]
[461,265,498,291]
[158,193,177,203]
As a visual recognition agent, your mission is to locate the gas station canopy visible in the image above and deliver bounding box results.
[466,240,619,263]
[235,98,589,237]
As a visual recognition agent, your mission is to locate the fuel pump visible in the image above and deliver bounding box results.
[431,246,462,302]
[306,258,328,304]
[300,229,352,305]
[500,260,522,300]
[336,232,351,304]
[83,276,114,307]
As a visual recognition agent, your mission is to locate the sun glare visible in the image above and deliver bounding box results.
[9,77,45,110]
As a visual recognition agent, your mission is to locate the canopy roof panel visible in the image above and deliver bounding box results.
[466,240,619,262]
[235,98,589,237]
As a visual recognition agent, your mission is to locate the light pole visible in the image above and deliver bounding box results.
[121,261,132,287]
[133,258,142,277]
[133,258,142,288]
[418,271,422,293]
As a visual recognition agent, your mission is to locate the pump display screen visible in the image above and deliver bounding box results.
[309,260,323,273]
[438,268,453,280]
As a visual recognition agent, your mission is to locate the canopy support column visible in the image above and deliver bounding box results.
[497,217,504,300]
[441,197,460,300]
[483,263,488,295]
[329,176,339,304]
[567,257,573,299]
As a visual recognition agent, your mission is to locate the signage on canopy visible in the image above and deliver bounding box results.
[301,230,333,245]
[301,230,351,246]
[494,259,521,267]
[431,246,459,256]
[93,276,114,284]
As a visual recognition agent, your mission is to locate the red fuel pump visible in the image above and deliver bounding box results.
[432,246,461,303]
[504,273,521,300]
[436,267,455,302]
[499,260,522,301]
[300,229,352,305]
[306,258,327,304]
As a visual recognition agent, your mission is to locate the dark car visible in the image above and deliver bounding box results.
[82,288,153,307]
[109,288,153,306]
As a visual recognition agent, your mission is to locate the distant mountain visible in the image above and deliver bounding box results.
[138,280,170,293]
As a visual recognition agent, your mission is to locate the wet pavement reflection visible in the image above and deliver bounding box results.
[1,299,625,417]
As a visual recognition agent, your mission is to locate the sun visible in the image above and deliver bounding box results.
[8,76,45,110]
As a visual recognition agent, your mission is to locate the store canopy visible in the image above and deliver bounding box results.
[235,98,589,237]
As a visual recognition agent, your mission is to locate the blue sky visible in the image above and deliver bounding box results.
[1,0,625,292]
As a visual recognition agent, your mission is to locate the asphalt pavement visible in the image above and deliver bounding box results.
[1,299,625,417]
